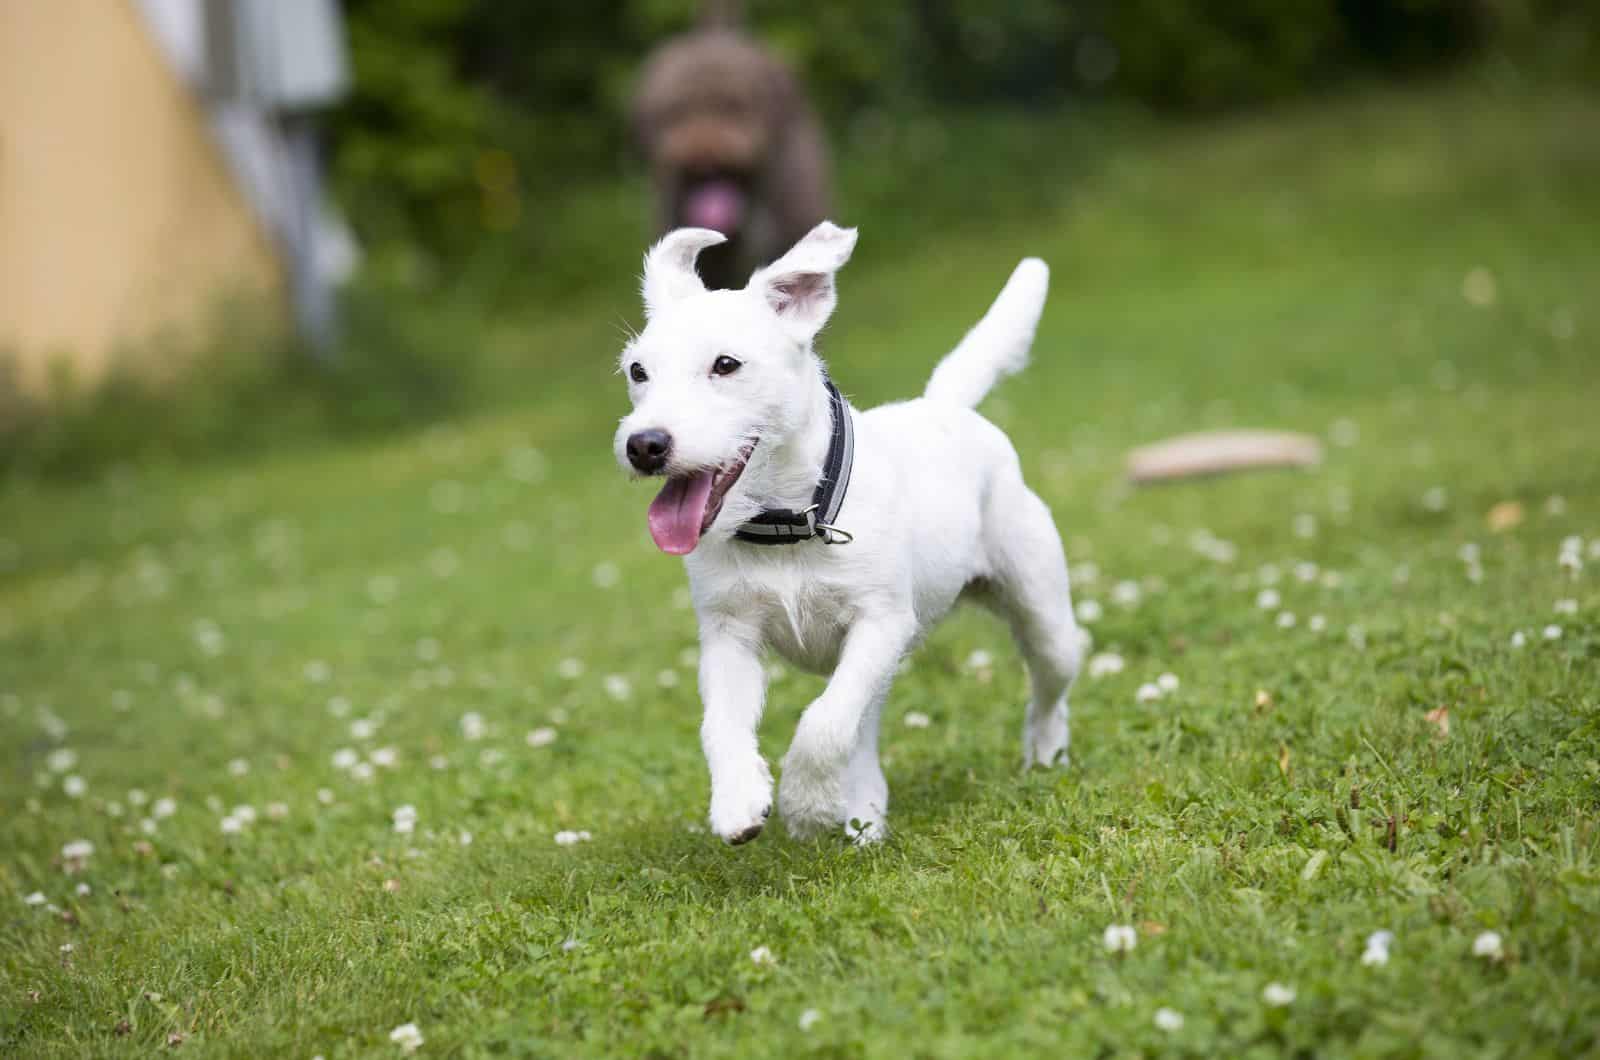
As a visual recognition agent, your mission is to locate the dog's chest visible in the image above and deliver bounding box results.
[703,567,854,675]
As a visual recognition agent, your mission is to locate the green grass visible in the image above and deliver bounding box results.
[3,78,1599,1057]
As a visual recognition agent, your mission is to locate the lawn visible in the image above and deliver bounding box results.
[3,78,1598,1057]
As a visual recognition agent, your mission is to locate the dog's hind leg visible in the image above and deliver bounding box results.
[981,473,1084,768]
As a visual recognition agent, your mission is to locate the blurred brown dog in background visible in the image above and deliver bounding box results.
[632,3,829,290]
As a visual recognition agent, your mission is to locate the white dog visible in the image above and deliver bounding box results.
[614,221,1083,844]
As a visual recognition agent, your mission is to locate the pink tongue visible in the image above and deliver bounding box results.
[683,181,744,233]
[648,471,715,555]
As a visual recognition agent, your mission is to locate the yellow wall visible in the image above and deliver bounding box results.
[0,0,284,392]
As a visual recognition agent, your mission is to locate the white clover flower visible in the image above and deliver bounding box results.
[561,937,582,952]
[749,945,777,966]
[392,806,417,835]
[1472,931,1504,961]
[1277,611,1298,629]
[127,788,148,807]
[603,675,633,702]
[370,747,399,768]
[350,762,376,782]
[554,830,592,846]
[903,711,932,729]
[389,1022,424,1054]
[350,719,377,741]
[61,839,94,861]
[1112,580,1141,607]
[1554,599,1578,615]
[316,788,335,805]
[1308,614,1327,633]
[526,727,557,748]
[557,657,585,680]
[459,831,473,846]
[332,748,360,770]
[459,712,487,741]
[1088,652,1125,678]
[46,748,77,773]
[1262,982,1296,1006]
[1135,683,1162,704]
[24,891,47,906]
[232,805,258,824]
[1076,599,1104,624]
[62,775,87,798]
[1156,673,1180,693]
[1102,924,1137,953]
[75,882,91,897]
[1293,562,1319,583]
[1361,930,1394,967]
[1543,625,1563,641]
[798,1008,823,1031]
[1510,630,1527,648]
[965,649,994,671]
[656,669,681,688]
[1256,588,1281,610]
[1458,543,1481,565]
[220,815,244,835]
[1153,1007,1184,1032]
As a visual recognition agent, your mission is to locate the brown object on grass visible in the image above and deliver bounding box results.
[1126,430,1324,484]
[632,4,829,290]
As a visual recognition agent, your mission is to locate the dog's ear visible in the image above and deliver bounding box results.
[750,221,857,341]
[641,228,727,317]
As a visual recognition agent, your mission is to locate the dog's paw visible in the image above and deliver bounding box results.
[846,816,888,846]
[778,756,847,840]
[708,761,774,846]
[1022,706,1071,769]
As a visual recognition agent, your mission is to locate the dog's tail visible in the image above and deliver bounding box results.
[923,258,1049,409]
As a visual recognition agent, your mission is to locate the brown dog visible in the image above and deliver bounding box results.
[632,14,829,290]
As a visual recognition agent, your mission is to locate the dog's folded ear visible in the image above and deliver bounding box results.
[642,228,728,317]
[751,221,858,342]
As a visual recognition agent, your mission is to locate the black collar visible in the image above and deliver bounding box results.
[734,377,855,546]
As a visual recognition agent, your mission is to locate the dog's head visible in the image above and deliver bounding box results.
[633,30,801,236]
[614,221,857,555]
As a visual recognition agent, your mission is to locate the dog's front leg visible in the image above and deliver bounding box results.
[698,623,773,845]
[779,616,914,840]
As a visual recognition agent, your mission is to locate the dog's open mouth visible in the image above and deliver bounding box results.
[680,176,746,235]
[646,440,756,555]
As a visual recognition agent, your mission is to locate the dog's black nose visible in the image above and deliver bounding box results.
[626,429,673,473]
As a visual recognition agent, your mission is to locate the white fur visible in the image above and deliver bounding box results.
[615,222,1084,845]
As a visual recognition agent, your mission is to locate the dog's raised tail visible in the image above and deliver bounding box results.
[923,258,1049,409]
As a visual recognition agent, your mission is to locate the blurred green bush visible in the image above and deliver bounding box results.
[329,0,1596,259]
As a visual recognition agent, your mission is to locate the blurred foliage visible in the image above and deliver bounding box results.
[328,0,1595,259]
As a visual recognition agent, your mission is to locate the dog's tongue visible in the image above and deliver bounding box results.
[648,471,715,554]
[683,180,744,233]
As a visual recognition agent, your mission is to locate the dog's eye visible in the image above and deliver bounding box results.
[711,355,742,377]
[629,362,648,384]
